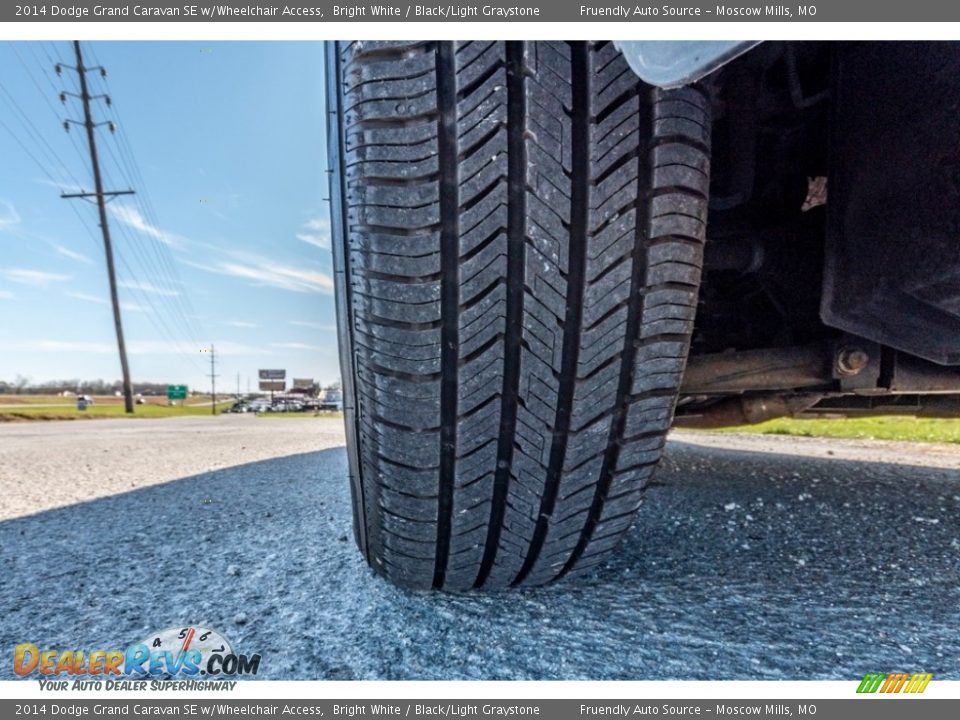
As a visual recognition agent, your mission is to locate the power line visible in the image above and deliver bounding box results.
[0,79,85,192]
[111,247,210,376]
[0,74,200,379]
[88,44,206,328]
[38,41,94,180]
[69,42,208,357]
[109,130,207,345]
[108,220,211,372]
[8,42,90,174]
[205,344,218,415]
[0,51,80,189]
[85,43,207,345]
[97,140,198,329]
[40,42,65,74]
[2,41,212,382]
[0,70,112,280]
[0,114,64,189]
[58,172,207,375]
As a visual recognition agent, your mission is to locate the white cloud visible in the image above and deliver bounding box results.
[0,289,13,300]
[182,251,334,295]
[269,342,328,352]
[226,320,258,328]
[206,341,274,356]
[288,320,337,331]
[66,290,145,313]
[125,340,270,356]
[296,217,331,250]
[66,291,104,304]
[221,261,333,294]
[1,268,70,287]
[0,339,270,356]
[0,200,20,230]
[35,179,86,195]
[117,279,180,297]
[0,339,115,354]
[53,244,94,265]
[110,204,183,248]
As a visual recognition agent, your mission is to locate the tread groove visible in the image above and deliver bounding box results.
[434,42,459,589]
[474,40,527,590]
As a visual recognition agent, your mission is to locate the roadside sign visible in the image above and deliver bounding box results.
[259,380,285,392]
[258,369,286,380]
[292,378,314,390]
[167,385,188,400]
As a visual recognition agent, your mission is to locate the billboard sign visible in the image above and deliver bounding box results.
[258,369,286,380]
[259,380,285,392]
[292,378,314,390]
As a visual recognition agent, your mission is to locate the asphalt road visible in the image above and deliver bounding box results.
[1,417,958,680]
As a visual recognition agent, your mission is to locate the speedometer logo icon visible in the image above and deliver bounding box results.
[140,626,233,674]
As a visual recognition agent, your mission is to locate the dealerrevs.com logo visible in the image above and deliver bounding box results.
[14,626,261,680]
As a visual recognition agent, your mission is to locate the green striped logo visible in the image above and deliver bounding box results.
[857,672,932,694]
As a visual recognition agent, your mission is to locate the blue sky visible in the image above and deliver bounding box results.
[0,41,339,391]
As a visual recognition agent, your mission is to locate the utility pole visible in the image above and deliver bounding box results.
[59,41,136,414]
[209,344,217,415]
[236,372,240,400]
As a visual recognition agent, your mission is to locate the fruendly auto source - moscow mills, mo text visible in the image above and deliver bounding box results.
[579,4,812,17]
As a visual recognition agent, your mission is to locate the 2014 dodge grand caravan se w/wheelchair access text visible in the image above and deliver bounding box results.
[325,40,960,590]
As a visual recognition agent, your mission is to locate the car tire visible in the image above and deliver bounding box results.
[326,40,711,590]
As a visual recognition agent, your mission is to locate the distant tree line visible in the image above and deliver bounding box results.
[0,377,343,396]
[0,377,173,396]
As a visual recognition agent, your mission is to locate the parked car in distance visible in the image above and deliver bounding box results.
[319,389,342,411]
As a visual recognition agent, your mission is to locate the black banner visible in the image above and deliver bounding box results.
[2,699,960,719]
[4,1,960,23]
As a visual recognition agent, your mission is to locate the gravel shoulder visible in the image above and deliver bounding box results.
[0,419,958,680]
[674,429,960,470]
[0,415,344,521]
